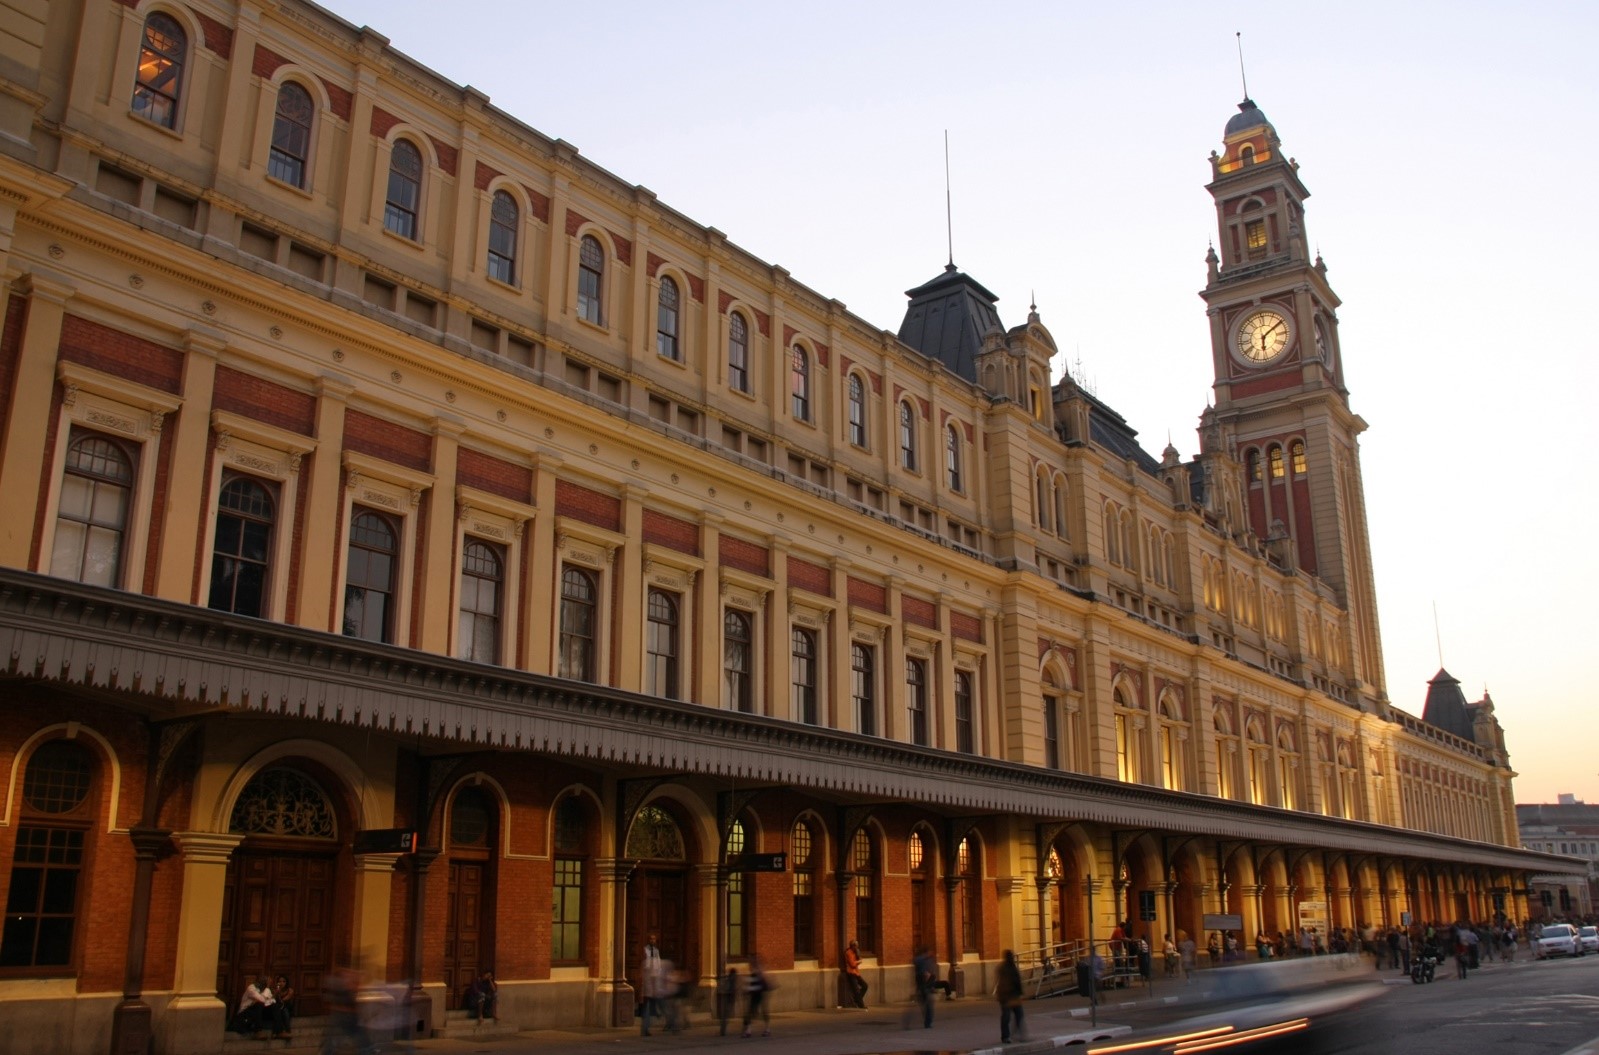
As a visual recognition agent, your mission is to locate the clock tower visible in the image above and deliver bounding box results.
[1199,98,1386,701]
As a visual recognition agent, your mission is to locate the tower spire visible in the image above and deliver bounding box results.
[1235,31,1251,102]
[944,130,955,270]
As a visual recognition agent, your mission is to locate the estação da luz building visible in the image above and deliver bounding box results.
[0,2,1580,1052]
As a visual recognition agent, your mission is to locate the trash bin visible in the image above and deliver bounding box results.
[1075,961,1096,1004]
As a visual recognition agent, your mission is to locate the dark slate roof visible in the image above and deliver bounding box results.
[897,264,1004,383]
[1421,668,1476,742]
[1225,97,1272,137]
[1080,387,1162,475]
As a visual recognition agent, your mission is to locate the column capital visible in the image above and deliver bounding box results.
[171,831,243,864]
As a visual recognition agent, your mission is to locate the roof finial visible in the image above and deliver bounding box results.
[1236,31,1251,104]
[944,130,955,271]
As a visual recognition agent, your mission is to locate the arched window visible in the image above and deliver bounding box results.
[1214,709,1238,800]
[958,837,981,952]
[723,609,753,712]
[269,82,313,187]
[131,12,186,129]
[1277,725,1300,810]
[384,139,422,240]
[909,829,931,952]
[1245,716,1269,805]
[851,643,876,736]
[905,657,928,746]
[487,190,519,284]
[577,234,604,324]
[646,588,680,699]
[945,424,963,492]
[791,820,817,957]
[1246,449,1262,484]
[1113,685,1140,784]
[52,431,134,588]
[209,475,275,617]
[559,566,597,681]
[847,374,867,447]
[954,671,974,754]
[1,740,96,968]
[898,401,918,470]
[726,818,750,956]
[450,785,494,849]
[790,346,811,421]
[1054,476,1070,539]
[1035,471,1051,532]
[727,313,750,393]
[1158,693,1186,791]
[1291,440,1307,475]
[552,794,592,963]
[1268,445,1285,479]
[1103,504,1121,565]
[791,628,818,725]
[343,509,397,642]
[655,276,680,361]
[851,829,879,954]
[457,539,503,664]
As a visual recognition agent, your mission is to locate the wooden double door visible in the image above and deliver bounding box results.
[443,857,495,1008]
[625,867,690,997]
[218,848,337,1015]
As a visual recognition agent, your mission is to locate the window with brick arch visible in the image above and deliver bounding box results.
[209,475,275,618]
[487,190,519,285]
[656,276,680,361]
[384,140,422,240]
[727,313,750,393]
[131,12,186,130]
[851,829,879,955]
[725,819,750,957]
[791,820,816,958]
[269,81,313,188]
[1,739,97,971]
[52,430,135,589]
[791,628,818,725]
[577,234,604,324]
[646,588,680,700]
[552,794,592,963]
[723,609,753,713]
[909,829,931,953]
[847,374,867,447]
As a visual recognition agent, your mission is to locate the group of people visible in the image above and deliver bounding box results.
[640,933,776,1039]
[228,974,296,1040]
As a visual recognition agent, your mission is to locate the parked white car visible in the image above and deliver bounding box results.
[1536,923,1582,958]
[1579,926,1599,954]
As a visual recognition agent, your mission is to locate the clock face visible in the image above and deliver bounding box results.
[1235,308,1291,363]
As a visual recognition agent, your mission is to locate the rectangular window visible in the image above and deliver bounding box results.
[726,872,746,957]
[792,870,814,958]
[723,609,753,713]
[1043,694,1060,769]
[550,858,584,962]
[955,672,974,754]
[852,644,876,736]
[0,827,85,968]
[906,658,929,747]
[791,629,818,725]
[1245,218,1267,251]
[457,539,504,664]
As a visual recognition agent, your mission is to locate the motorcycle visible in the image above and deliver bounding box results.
[1410,947,1437,984]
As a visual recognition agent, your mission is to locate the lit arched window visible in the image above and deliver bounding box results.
[1246,449,1262,484]
[728,313,750,393]
[269,82,313,187]
[577,234,605,324]
[384,140,422,239]
[791,346,811,421]
[726,818,750,956]
[1268,445,1285,479]
[132,13,186,129]
[1291,440,1307,475]
[487,190,519,284]
[791,820,817,956]
[958,837,982,951]
[847,374,867,447]
[656,276,680,361]
[851,829,879,953]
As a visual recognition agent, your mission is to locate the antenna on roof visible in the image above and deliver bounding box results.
[1432,600,1444,668]
[1235,32,1251,101]
[944,130,955,270]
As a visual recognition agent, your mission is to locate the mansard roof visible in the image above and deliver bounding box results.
[897,264,1004,382]
[1422,668,1476,742]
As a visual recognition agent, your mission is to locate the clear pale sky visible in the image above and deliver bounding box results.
[322,0,1599,805]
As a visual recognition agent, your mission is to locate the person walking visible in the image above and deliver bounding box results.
[1178,933,1197,982]
[640,934,665,1036]
[913,945,937,1029]
[716,966,740,1036]
[318,966,370,1055]
[843,939,868,1009]
[995,949,1026,1044]
[741,954,772,1038]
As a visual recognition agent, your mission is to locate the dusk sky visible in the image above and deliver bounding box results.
[323,0,1599,806]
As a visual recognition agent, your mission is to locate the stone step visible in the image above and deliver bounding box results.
[431,1010,520,1040]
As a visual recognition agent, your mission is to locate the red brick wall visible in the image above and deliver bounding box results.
[951,611,982,643]
[719,536,769,578]
[213,366,317,435]
[343,410,431,472]
[554,480,620,532]
[58,315,182,393]
[786,555,831,597]
[458,448,532,504]
[847,576,886,615]
[642,509,698,556]
[901,595,936,630]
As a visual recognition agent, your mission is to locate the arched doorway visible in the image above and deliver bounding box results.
[443,784,499,1008]
[219,765,346,1014]
[909,827,936,955]
[625,804,695,998]
[1047,841,1087,949]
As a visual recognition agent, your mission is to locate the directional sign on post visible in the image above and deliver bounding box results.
[728,852,787,873]
[353,828,417,854]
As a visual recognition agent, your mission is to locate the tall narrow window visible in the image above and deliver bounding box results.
[791,346,811,421]
[728,313,750,393]
[955,671,974,754]
[1291,440,1307,475]
[269,82,313,187]
[559,566,597,681]
[851,829,878,954]
[723,609,753,712]
[847,375,867,447]
[791,628,818,725]
[209,476,274,617]
[1160,725,1180,790]
[0,741,95,969]
[791,820,816,957]
[851,643,876,736]
[343,509,397,643]
[646,589,680,699]
[1036,472,1051,532]
[1245,218,1267,252]
[52,431,134,588]
[726,820,749,957]
[906,658,929,746]
[945,424,962,492]
[457,539,503,663]
[487,190,519,284]
[899,401,917,470]
[1269,445,1285,479]
[384,140,422,240]
[577,234,604,324]
[1043,693,1060,769]
[958,838,980,952]
[1246,450,1262,484]
[656,277,681,360]
[131,13,186,129]
[552,795,588,963]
